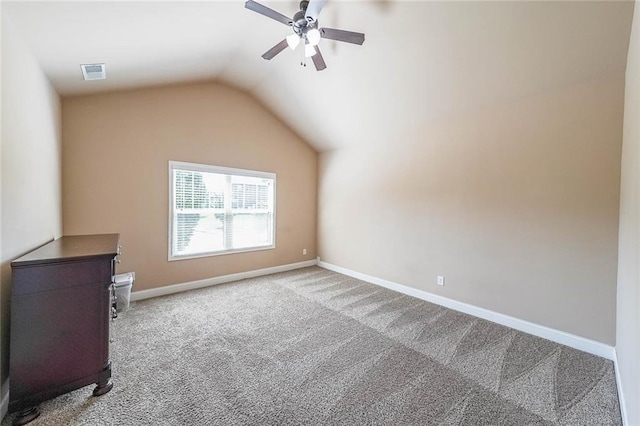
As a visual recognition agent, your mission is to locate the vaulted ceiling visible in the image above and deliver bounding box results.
[3,0,634,152]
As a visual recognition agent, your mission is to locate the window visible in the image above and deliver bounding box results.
[169,161,275,260]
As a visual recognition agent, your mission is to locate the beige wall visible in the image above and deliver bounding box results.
[62,82,317,292]
[0,12,63,399]
[617,1,640,423]
[319,72,624,345]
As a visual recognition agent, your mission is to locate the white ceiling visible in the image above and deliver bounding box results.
[3,0,635,152]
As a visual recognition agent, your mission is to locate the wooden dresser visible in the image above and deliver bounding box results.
[9,234,120,425]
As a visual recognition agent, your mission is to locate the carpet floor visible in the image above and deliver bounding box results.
[2,266,621,425]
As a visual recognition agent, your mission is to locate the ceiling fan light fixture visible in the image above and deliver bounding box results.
[244,0,364,71]
[304,44,317,57]
[286,33,300,50]
[306,28,321,46]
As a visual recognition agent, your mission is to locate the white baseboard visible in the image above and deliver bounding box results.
[613,349,629,426]
[1,379,9,422]
[317,260,615,360]
[130,260,317,302]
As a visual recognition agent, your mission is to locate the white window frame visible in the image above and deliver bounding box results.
[168,161,276,261]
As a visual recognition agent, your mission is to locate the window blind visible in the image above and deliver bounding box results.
[169,161,275,260]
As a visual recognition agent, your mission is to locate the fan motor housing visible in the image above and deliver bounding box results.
[292,0,313,31]
[293,10,306,26]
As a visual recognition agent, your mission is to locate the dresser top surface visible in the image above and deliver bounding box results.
[12,234,120,267]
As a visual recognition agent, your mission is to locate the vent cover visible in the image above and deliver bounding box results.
[80,63,106,80]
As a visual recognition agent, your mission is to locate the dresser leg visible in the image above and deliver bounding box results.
[92,379,113,396]
[12,406,40,426]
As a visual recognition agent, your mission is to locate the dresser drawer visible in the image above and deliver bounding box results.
[12,257,114,296]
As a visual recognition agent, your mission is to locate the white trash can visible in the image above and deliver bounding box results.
[113,272,134,312]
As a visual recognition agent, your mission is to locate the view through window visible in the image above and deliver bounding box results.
[169,161,275,260]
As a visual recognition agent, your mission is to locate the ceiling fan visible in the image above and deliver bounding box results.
[245,0,365,71]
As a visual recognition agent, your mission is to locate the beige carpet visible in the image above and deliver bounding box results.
[2,266,621,425]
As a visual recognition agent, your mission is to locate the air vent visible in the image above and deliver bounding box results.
[80,63,106,81]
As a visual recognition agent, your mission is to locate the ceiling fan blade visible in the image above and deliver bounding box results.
[245,0,292,26]
[320,27,365,45]
[312,46,327,71]
[305,0,327,23]
[261,39,289,60]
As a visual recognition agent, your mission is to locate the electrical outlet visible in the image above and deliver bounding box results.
[437,276,445,286]
[303,249,307,255]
